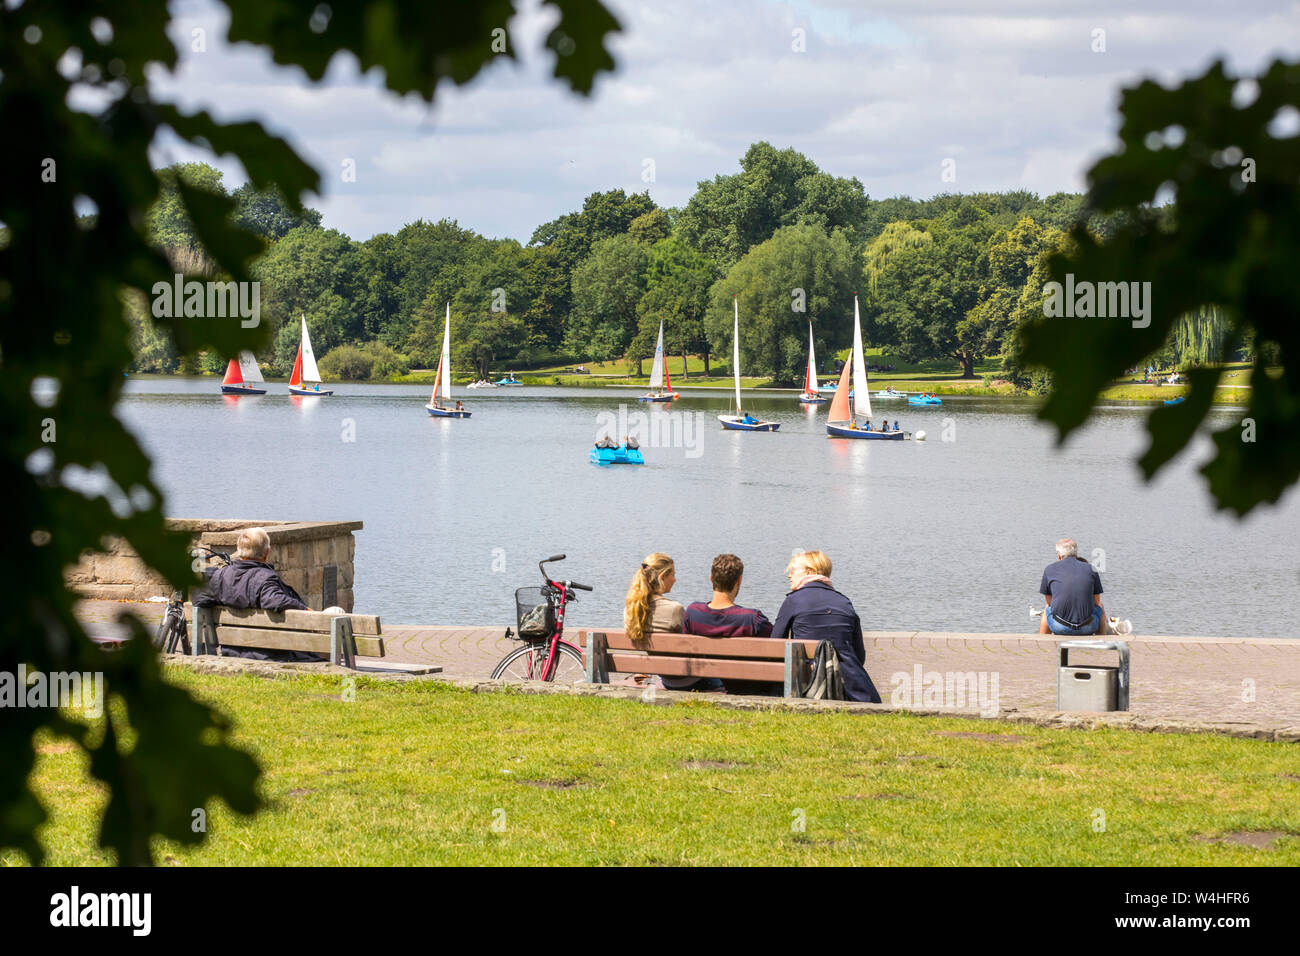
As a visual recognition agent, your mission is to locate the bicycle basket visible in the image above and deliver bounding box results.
[514,587,556,640]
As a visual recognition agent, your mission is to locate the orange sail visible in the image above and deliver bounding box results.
[826,360,852,422]
[288,344,303,387]
[222,358,243,386]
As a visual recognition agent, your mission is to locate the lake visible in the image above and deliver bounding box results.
[118,378,1299,638]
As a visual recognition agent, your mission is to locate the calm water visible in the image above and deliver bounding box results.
[118,378,1299,638]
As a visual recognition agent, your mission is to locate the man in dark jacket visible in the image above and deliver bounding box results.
[195,527,308,612]
[194,527,318,660]
[769,551,881,703]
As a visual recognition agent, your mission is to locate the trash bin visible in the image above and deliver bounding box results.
[1057,640,1130,712]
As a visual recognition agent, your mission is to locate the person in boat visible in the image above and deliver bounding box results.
[455,401,464,411]
[595,435,618,449]
[1038,537,1110,636]
[683,554,774,696]
[625,435,640,450]
[769,551,881,703]
[193,527,322,661]
[880,420,888,431]
[625,553,719,692]
[738,409,759,425]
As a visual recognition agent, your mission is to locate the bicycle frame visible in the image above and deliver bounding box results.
[507,555,591,681]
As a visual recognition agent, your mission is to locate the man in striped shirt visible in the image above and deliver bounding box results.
[683,554,776,695]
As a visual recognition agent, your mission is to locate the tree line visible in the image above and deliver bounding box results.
[128,141,1243,385]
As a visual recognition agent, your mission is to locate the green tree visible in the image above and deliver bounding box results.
[1018,58,1300,514]
[253,227,363,372]
[231,182,323,239]
[705,224,859,384]
[568,233,651,366]
[865,209,996,377]
[678,142,868,272]
[0,0,621,866]
[634,236,716,376]
[146,162,229,251]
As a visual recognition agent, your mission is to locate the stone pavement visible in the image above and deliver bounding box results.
[75,601,1300,735]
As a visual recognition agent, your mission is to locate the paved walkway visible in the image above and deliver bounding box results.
[75,601,1300,734]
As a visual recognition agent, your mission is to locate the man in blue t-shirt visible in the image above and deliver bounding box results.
[1038,537,1108,635]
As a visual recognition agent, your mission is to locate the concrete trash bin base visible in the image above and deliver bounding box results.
[1057,640,1130,712]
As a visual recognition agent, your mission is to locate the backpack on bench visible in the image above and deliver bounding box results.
[794,640,845,700]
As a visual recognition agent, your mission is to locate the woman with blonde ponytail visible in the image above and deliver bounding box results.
[624,554,721,692]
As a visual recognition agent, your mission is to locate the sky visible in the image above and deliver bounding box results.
[147,0,1300,243]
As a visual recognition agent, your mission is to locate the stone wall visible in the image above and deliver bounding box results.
[67,518,363,612]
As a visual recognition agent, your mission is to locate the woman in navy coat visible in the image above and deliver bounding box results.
[769,551,882,703]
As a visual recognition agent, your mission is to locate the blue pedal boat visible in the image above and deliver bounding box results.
[590,444,645,465]
[1163,396,1185,405]
[908,395,942,406]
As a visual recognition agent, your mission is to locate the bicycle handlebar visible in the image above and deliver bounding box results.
[569,582,593,592]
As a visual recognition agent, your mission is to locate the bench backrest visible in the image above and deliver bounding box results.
[186,604,384,659]
[581,629,818,687]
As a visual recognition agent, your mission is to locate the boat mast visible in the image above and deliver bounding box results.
[732,296,742,414]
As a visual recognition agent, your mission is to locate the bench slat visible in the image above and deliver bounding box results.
[605,652,785,682]
[185,604,381,635]
[216,626,385,657]
[588,630,816,659]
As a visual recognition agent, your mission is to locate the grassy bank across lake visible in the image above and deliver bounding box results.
[13,671,1299,866]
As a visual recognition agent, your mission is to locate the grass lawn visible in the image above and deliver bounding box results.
[11,671,1300,866]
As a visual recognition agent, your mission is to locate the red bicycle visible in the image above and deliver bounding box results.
[490,554,592,683]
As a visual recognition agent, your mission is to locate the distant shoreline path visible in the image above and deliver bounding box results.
[78,600,1299,737]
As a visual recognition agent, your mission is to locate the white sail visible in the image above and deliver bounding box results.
[648,320,665,391]
[851,295,872,420]
[806,322,819,393]
[300,316,322,383]
[440,303,452,401]
[238,350,264,383]
[732,297,742,413]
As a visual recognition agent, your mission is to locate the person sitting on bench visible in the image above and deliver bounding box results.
[625,553,721,692]
[683,553,774,696]
[194,527,321,660]
[1038,537,1109,635]
[769,550,882,702]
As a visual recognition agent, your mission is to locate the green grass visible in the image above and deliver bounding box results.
[10,671,1300,866]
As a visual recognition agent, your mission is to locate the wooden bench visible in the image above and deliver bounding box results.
[185,604,438,674]
[581,630,822,697]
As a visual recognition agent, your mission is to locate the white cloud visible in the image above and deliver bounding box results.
[143,0,1300,242]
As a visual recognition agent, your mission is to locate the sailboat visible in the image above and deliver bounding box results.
[220,350,267,395]
[799,322,826,403]
[287,315,334,396]
[718,296,779,432]
[638,319,679,402]
[425,304,471,419]
[826,295,906,441]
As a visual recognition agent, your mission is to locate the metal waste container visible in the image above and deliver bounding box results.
[1057,640,1130,712]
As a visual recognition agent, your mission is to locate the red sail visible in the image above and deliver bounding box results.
[826,360,852,421]
[222,358,243,386]
[665,364,672,395]
[288,344,304,387]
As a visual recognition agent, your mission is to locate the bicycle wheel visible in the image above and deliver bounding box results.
[491,641,585,684]
[155,611,188,654]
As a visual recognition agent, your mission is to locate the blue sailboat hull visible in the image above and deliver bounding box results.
[426,405,471,418]
[719,416,779,431]
[289,385,333,396]
[221,385,266,395]
[826,423,906,440]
